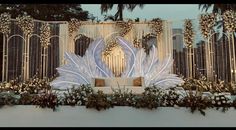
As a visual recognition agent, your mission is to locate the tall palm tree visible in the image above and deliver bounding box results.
[199,4,236,14]
[199,4,236,29]
[101,4,144,21]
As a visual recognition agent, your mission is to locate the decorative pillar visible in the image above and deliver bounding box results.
[16,15,34,81]
[199,13,216,81]
[223,10,236,83]
[183,19,195,79]
[0,13,11,82]
[40,23,51,78]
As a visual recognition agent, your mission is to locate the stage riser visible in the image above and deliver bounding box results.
[0,105,236,127]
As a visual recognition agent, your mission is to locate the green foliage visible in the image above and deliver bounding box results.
[133,86,161,109]
[0,91,20,107]
[179,90,212,116]
[160,89,181,107]
[110,86,136,106]
[0,4,89,21]
[85,90,113,111]
[32,90,58,111]
[0,78,236,116]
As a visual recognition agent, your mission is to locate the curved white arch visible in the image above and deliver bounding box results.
[49,35,66,65]
[73,33,91,42]
[7,34,26,43]
[30,34,40,38]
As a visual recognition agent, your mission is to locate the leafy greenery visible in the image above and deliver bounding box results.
[101,4,144,21]
[85,90,113,111]
[0,4,89,21]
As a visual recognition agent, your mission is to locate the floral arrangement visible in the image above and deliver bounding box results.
[179,90,212,116]
[222,10,236,33]
[16,14,34,36]
[149,18,163,35]
[110,86,136,106]
[199,13,216,39]
[32,90,58,111]
[85,90,113,111]
[68,18,82,37]
[1,76,236,115]
[0,12,11,35]
[61,85,93,106]
[183,19,195,48]
[180,76,235,94]
[40,23,51,48]
[115,20,133,37]
[103,20,133,56]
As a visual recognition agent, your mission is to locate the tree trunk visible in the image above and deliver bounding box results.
[118,4,123,21]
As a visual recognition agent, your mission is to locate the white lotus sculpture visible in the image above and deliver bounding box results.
[50,36,184,89]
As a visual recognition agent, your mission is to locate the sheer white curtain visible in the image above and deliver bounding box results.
[59,21,173,76]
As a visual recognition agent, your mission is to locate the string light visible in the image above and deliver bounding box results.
[184,19,195,48]
[40,23,51,48]
[149,18,163,35]
[0,12,11,35]
[199,13,216,39]
[223,10,236,33]
[16,14,34,36]
[68,18,82,37]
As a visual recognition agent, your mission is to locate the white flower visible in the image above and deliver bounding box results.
[77,100,82,105]
[221,96,225,100]
[174,104,179,109]
[222,101,226,103]
[5,83,11,88]
[216,97,219,100]
[212,101,215,104]
[218,102,221,105]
